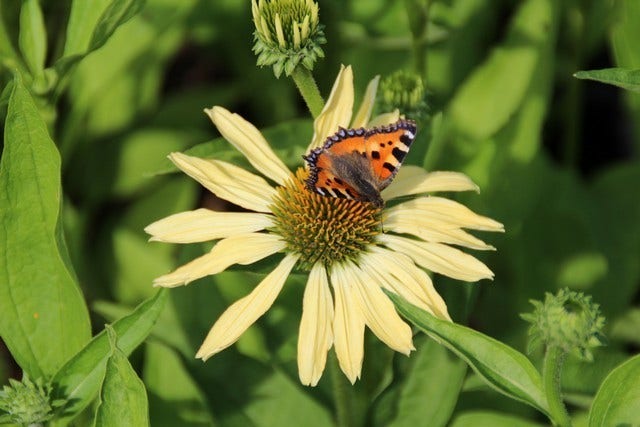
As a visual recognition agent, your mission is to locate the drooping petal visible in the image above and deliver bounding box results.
[367,109,400,128]
[145,209,274,243]
[343,261,414,354]
[196,253,299,360]
[350,75,379,128]
[380,234,494,282]
[385,215,495,250]
[153,233,285,287]
[170,152,277,212]
[298,264,334,386]
[204,106,291,185]
[361,247,451,320]
[330,263,365,384]
[383,166,480,200]
[389,197,504,232]
[308,65,354,150]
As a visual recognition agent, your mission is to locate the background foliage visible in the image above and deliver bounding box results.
[1,0,639,426]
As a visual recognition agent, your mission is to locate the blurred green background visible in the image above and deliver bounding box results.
[1,0,639,425]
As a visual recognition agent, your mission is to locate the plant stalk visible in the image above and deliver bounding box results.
[291,66,324,119]
[329,353,355,427]
[543,346,572,427]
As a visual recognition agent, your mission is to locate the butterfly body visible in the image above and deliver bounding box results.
[303,119,417,207]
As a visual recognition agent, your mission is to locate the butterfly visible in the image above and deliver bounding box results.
[303,119,417,208]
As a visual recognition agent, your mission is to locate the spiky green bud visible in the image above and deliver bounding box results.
[251,0,326,78]
[378,70,429,121]
[0,375,62,425]
[521,288,606,361]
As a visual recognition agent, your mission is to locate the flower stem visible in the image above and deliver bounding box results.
[329,352,355,427]
[404,0,432,79]
[543,346,572,427]
[291,66,324,119]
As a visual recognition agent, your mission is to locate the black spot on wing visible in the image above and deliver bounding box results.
[400,134,413,146]
[383,162,396,173]
[371,151,380,160]
[392,147,407,162]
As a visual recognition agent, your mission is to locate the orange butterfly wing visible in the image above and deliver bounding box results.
[304,120,417,204]
[364,121,416,188]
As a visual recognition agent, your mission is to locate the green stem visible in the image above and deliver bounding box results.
[291,66,324,119]
[329,353,355,427]
[543,346,572,427]
[404,0,431,79]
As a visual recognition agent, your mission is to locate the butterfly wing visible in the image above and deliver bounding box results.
[364,119,417,190]
[304,120,417,206]
[304,128,368,201]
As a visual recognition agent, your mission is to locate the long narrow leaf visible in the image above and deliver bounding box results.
[574,68,640,93]
[0,75,91,379]
[18,0,47,76]
[88,0,146,52]
[387,292,549,416]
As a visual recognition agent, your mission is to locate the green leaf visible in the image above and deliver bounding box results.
[610,0,640,150]
[387,338,467,427]
[52,290,166,423]
[387,292,549,416]
[610,0,640,69]
[18,0,47,76]
[450,411,545,427]
[448,0,554,140]
[589,354,640,427]
[0,5,21,69]
[574,68,640,93]
[63,0,112,57]
[0,75,91,379]
[94,326,149,427]
[89,0,146,52]
[144,341,215,427]
[56,0,144,83]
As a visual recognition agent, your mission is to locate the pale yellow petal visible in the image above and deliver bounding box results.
[343,262,414,354]
[367,109,400,128]
[350,75,379,128]
[389,197,504,232]
[145,209,274,243]
[153,233,285,287]
[385,216,494,250]
[298,264,333,386]
[196,253,298,360]
[361,247,451,320]
[383,167,480,200]
[204,106,291,186]
[330,263,365,384]
[384,200,498,250]
[308,65,354,150]
[169,152,276,213]
[380,234,494,282]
